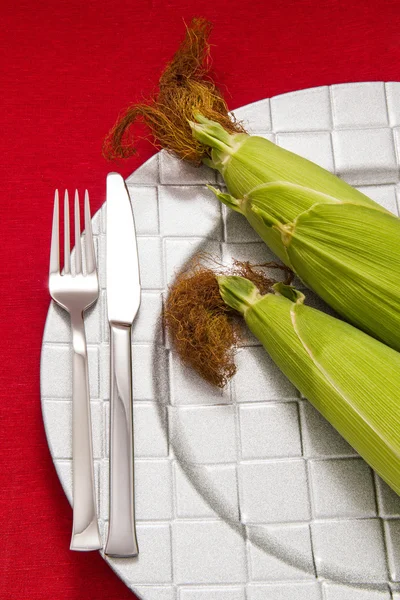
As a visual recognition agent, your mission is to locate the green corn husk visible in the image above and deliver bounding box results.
[190,114,400,351]
[218,275,400,495]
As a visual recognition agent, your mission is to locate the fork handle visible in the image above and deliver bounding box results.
[105,323,139,557]
[70,311,101,551]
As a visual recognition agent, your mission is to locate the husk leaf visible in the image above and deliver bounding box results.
[191,120,387,212]
[219,275,400,495]
[210,173,400,350]
[286,202,400,349]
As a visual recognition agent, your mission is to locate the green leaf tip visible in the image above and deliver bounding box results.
[189,116,234,153]
[207,185,242,213]
[273,282,305,304]
[217,275,262,314]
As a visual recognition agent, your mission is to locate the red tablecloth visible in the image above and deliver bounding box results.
[1,1,399,598]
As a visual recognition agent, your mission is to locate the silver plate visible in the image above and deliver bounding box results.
[41,83,400,600]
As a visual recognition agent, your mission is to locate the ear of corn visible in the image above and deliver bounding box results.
[218,275,400,496]
[285,202,400,349]
[190,115,400,351]
[211,183,400,349]
[192,114,386,210]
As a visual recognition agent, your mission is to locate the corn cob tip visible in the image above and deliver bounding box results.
[217,275,262,314]
[217,276,304,315]
[103,19,247,163]
[189,114,244,158]
[164,255,292,387]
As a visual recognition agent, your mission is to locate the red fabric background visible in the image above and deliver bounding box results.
[1,0,399,598]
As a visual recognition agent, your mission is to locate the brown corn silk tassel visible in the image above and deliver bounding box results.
[164,255,293,388]
[103,18,246,164]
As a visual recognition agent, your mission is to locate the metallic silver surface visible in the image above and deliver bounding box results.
[106,172,141,324]
[48,189,101,551]
[105,172,141,557]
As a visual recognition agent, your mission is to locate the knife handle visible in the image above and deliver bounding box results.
[105,323,139,557]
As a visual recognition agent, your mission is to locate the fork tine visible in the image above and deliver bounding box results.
[74,190,82,275]
[84,190,96,274]
[50,190,60,275]
[64,191,71,274]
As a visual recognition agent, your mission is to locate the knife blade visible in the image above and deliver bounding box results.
[105,172,141,557]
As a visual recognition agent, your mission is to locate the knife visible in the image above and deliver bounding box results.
[105,172,141,557]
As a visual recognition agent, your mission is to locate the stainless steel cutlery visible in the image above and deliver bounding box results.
[105,172,141,557]
[48,175,140,555]
[49,190,101,552]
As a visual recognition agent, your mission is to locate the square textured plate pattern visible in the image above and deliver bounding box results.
[41,82,400,600]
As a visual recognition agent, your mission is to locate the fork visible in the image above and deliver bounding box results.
[49,189,101,551]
